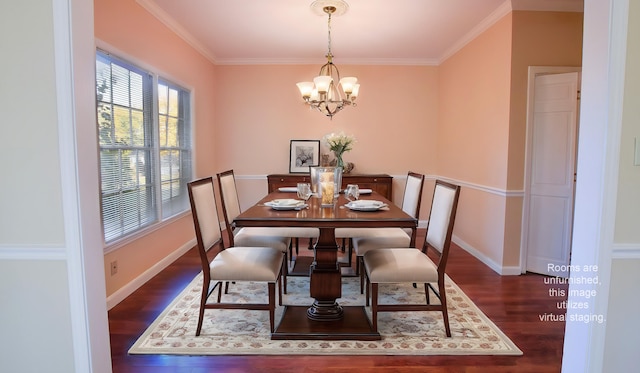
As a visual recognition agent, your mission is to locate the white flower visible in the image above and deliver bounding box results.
[323,131,356,155]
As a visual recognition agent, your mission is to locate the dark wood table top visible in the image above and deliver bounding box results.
[234,191,416,229]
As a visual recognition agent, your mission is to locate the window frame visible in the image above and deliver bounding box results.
[96,48,194,251]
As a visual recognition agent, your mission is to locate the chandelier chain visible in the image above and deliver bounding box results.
[327,11,332,57]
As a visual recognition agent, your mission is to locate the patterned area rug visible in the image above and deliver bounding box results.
[129,274,522,356]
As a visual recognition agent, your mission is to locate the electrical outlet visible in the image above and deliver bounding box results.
[110,260,118,276]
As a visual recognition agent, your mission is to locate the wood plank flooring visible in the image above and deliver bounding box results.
[108,230,567,372]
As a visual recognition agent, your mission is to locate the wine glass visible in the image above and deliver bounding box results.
[345,184,360,202]
[296,183,312,201]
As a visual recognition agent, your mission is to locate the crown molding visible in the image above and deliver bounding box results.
[438,1,513,64]
[137,0,583,67]
[214,57,439,66]
[136,0,219,64]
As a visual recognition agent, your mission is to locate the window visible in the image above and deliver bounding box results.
[96,50,192,243]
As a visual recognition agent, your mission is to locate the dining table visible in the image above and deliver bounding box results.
[233,190,417,340]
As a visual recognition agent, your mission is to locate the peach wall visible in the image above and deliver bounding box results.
[213,65,438,175]
[95,0,216,297]
[438,14,513,269]
[438,15,513,189]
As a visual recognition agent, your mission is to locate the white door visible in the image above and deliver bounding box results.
[524,71,580,278]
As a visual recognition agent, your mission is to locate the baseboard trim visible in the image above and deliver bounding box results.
[453,235,521,276]
[106,238,196,310]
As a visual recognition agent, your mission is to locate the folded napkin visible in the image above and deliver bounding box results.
[278,187,298,192]
[268,199,302,206]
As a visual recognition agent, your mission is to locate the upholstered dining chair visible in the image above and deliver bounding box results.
[337,171,425,291]
[188,177,284,335]
[362,179,461,337]
[216,170,317,289]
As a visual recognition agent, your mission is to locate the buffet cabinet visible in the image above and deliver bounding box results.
[267,173,393,200]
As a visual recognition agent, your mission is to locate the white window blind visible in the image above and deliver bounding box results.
[96,50,192,243]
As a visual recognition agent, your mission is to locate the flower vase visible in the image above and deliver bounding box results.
[334,152,344,170]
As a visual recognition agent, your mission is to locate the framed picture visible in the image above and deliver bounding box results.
[289,140,320,173]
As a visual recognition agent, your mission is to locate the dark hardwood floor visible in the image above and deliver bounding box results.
[109,230,567,372]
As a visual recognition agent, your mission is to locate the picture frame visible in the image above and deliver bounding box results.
[289,140,320,173]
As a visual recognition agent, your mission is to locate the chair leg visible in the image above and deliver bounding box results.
[218,282,224,302]
[341,238,346,252]
[195,281,209,336]
[359,256,365,294]
[347,238,353,267]
[282,256,288,294]
[424,283,430,304]
[365,274,370,307]
[278,271,283,306]
[371,282,379,332]
[438,279,451,337]
[268,282,276,333]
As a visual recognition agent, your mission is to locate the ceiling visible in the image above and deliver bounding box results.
[138,0,583,66]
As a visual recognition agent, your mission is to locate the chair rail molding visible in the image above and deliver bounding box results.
[0,245,67,260]
[235,174,523,198]
[611,243,640,259]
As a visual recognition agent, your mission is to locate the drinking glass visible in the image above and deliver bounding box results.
[296,183,312,201]
[345,184,360,202]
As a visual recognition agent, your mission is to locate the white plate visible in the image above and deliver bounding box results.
[264,199,306,210]
[268,204,308,211]
[278,187,298,192]
[345,200,387,211]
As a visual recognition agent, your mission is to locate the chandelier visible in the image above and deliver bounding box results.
[296,0,359,119]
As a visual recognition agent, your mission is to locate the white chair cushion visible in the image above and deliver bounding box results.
[268,227,320,238]
[336,227,413,238]
[209,247,283,282]
[363,248,438,283]
[189,180,222,249]
[335,227,374,238]
[426,184,456,253]
[402,175,423,217]
[352,228,411,256]
[218,173,242,222]
[234,228,291,252]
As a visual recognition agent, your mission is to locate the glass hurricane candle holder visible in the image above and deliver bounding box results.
[310,166,342,207]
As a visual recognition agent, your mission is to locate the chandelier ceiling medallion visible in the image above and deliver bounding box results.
[297,0,359,119]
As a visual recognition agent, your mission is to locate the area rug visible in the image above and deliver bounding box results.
[129,274,522,356]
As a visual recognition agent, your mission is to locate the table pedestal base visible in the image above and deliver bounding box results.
[271,306,381,340]
[307,300,344,321]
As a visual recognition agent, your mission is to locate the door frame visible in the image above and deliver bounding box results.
[520,66,582,274]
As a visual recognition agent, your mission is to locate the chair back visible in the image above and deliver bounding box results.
[423,180,460,271]
[188,177,223,271]
[401,171,425,218]
[217,169,242,223]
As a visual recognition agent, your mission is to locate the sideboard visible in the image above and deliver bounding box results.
[266,173,393,200]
